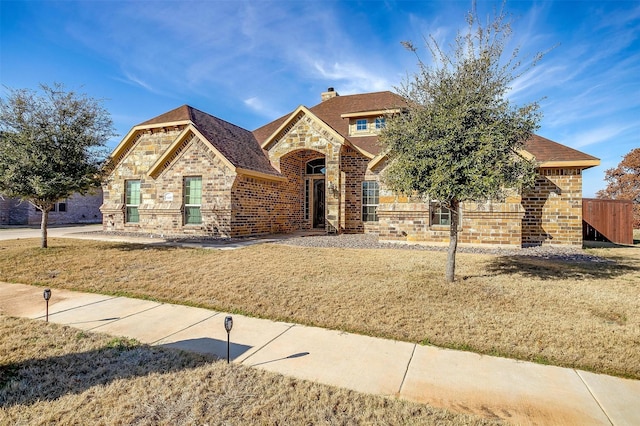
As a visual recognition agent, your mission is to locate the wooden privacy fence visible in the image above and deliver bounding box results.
[582,198,633,245]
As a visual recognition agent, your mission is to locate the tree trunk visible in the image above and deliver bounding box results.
[445,200,459,283]
[41,208,48,248]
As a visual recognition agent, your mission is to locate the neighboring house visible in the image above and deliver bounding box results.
[101,89,599,246]
[0,189,103,226]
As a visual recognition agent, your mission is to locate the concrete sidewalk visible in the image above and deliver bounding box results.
[1,282,639,425]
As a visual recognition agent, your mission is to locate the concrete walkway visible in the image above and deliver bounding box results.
[1,282,639,425]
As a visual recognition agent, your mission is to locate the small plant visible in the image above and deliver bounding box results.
[105,336,139,351]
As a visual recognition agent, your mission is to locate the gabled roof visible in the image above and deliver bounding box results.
[254,91,406,157]
[135,105,281,178]
[523,134,600,168]
[254,91,599,168]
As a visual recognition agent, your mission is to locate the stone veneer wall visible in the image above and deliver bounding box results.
[521,167,584,246]
[102,127,237,237]
[265,114,343,232]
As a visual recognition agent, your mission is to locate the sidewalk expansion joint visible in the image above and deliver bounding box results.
[150,311,221,345]
[86,301,165,332]
[398,343,417,396]
[239,323,297,365]
[35,295,120,320]
[574,369,614,426]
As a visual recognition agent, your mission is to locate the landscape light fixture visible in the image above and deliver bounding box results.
[224,316,233,363]
[43,288,52,322]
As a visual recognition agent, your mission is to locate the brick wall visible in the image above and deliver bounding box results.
[377,198,525,247]
[377,167,585,247]
[29,189,103,225]
[521,167,583,246]
[231,175,285,236]
[0,196,29,225]
[340,145,370,233]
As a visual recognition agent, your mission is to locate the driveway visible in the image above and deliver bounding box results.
[0,224,106,241]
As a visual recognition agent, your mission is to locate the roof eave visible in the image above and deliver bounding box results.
[109,120,192,162]
[538,159,601,169]
[236,167,287,182]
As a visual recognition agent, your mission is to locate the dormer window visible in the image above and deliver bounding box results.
[356,119,368,131]
[375,118,386,129]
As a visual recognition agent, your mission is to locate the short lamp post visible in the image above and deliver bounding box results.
[43,289,52,322]
[224,316,233,363]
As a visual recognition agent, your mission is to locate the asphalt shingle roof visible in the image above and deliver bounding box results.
[140,105,280,177]
[523,134,600,163]
[254,91,599,164]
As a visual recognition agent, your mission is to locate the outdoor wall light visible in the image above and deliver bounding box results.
[327,181,337,195]
[224,315,233,363]
[43,288,52,322]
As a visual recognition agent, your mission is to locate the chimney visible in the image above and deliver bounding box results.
[321,87,339,102]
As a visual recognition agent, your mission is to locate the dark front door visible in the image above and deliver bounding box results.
[313,179,325,228]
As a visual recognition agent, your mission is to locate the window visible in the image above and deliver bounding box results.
[356,119,368,131]
[184,176,202,225]
[125,180,141,223]
[306,158,326,175]
[430,202,452,226]
[34,200,67,213]
[304,179,310,220]
[362,181,379,222]
[375,118,386,129]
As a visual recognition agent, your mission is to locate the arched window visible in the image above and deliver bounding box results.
[306,158,325,175]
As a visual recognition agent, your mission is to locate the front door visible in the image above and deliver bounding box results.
[313,179,325,228]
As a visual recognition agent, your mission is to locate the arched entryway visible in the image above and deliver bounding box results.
[278,149,331,231]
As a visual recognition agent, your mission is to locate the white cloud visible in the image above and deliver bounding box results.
[569,124,638,148]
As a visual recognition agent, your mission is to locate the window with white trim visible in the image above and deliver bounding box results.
[362,181,379,222]
[356,119,368,131]
[125,180,141,223]
[184,176,202,225]
[375,117,386,129]
[430,202,452,226]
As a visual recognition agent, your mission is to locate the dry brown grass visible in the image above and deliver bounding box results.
[1,238,639,379]
[0,316,496,425]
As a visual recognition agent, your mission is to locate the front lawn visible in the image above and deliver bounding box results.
[0,238,638,379]
[0,316,490,425]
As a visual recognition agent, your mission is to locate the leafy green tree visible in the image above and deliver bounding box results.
[380,8,543,282]
[0,83,115,248]
[597,148,640,229]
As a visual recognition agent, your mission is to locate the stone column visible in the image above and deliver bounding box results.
[324,142,341,233]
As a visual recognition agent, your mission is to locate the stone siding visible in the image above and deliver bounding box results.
[266,115,343,232]
[102,127,237,237]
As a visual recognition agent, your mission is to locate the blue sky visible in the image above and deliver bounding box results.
[1,0,638,197]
